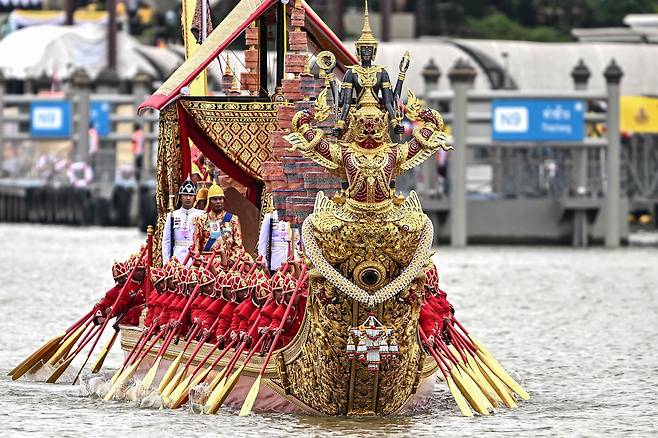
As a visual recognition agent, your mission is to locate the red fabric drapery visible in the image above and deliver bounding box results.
[176,102,262,205]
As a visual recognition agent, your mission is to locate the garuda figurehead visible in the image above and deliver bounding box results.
[285,0,449,209]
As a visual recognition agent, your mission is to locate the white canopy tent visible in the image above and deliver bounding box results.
[0,24,175,80]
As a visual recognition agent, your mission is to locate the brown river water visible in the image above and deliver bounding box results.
[0,224,656,437]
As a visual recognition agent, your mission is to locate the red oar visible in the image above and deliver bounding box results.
[73,303,145,384]
[8,308,95,379]
[139,249,218,392]
[46,232,152,384]
[238,267,307,416]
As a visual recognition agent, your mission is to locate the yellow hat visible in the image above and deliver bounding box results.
[208,183,225,199]
[196,187,208,201]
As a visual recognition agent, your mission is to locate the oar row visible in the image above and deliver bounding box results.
[420,317,529,417]
[8,233,154,384]
[104,266,309,417]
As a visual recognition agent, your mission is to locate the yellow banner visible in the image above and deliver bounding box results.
[182,0,208,96]
[621,96,658,134]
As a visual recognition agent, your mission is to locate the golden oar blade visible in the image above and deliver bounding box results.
[139,356,162,392]
[475,357,517,409]
[46,356,75,384]
[475,350,530,400]
[170,367,211,410]
[158,352,184,394]
[450,367,491,416]
[465,353,501,406]
[446,374,473,417]
[164,373,191,408]
[161,368,185,399]
[91,331,119,374]
[204,373,227,413]
[47,325,87,366]
[9,333,65,380]
[206,364,244,415]
[453,357,498,409]
[239,375,262,416]
[206,368,227,394]
[108,365,125,386]
[104,361,138,401]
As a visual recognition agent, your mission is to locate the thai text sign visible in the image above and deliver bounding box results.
[492,99,585,141]
[30,101,72,138]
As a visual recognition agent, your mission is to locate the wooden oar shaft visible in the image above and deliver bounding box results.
[153,249,218,360]
[133,327,167,364]
[257,269,307,376]
[123,323,157,368]
[91,328,119,374]
[419,328,449,378]
[189,329,233,376]
[66,310,94,334]
[181,318,221,371]
[67,321,103,360]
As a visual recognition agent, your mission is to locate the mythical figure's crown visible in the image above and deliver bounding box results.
[355,0,378,59]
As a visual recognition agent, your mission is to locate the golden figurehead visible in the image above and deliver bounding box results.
[281,0,454,415]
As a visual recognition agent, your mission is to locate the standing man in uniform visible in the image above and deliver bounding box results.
[258,208,291,274]
[162,177,204,265]
[193,183,244,267]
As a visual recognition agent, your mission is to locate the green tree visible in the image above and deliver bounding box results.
[465,12,568,42]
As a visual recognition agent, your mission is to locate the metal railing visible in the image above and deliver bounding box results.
[416,58,623,247]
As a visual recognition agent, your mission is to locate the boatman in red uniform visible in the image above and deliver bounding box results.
[418,263,454,345]
[91,260,129,325]
[198,271,231,343]
[193,183,244,268]
[92,253,147,327]
[228,271,267,345]
[214,272,246,348]
[190,267,215,333]
[144,267,168,329]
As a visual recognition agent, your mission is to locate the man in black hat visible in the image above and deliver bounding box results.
[162,177,204,265]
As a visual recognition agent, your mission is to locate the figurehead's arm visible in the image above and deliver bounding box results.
[335,69,355,135]
[380,69,398,128]
[394,92,451,177]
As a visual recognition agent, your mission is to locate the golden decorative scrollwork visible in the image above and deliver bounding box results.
[154,104,181,266]
[179,100,278,180]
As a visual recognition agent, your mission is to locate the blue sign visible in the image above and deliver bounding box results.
[492,99,585,141]
[90,101,111,137]
[29,101,72,138]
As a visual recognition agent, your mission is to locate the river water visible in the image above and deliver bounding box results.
[0,224,656,437]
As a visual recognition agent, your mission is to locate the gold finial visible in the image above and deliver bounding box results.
[355,0,378,50]
[224,56,232,76]
[147,225,154,235]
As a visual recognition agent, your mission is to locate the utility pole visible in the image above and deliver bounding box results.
[65,0,75,25]
[333,0,345,40]
[381,0,392,42]
[108,0,117,71]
